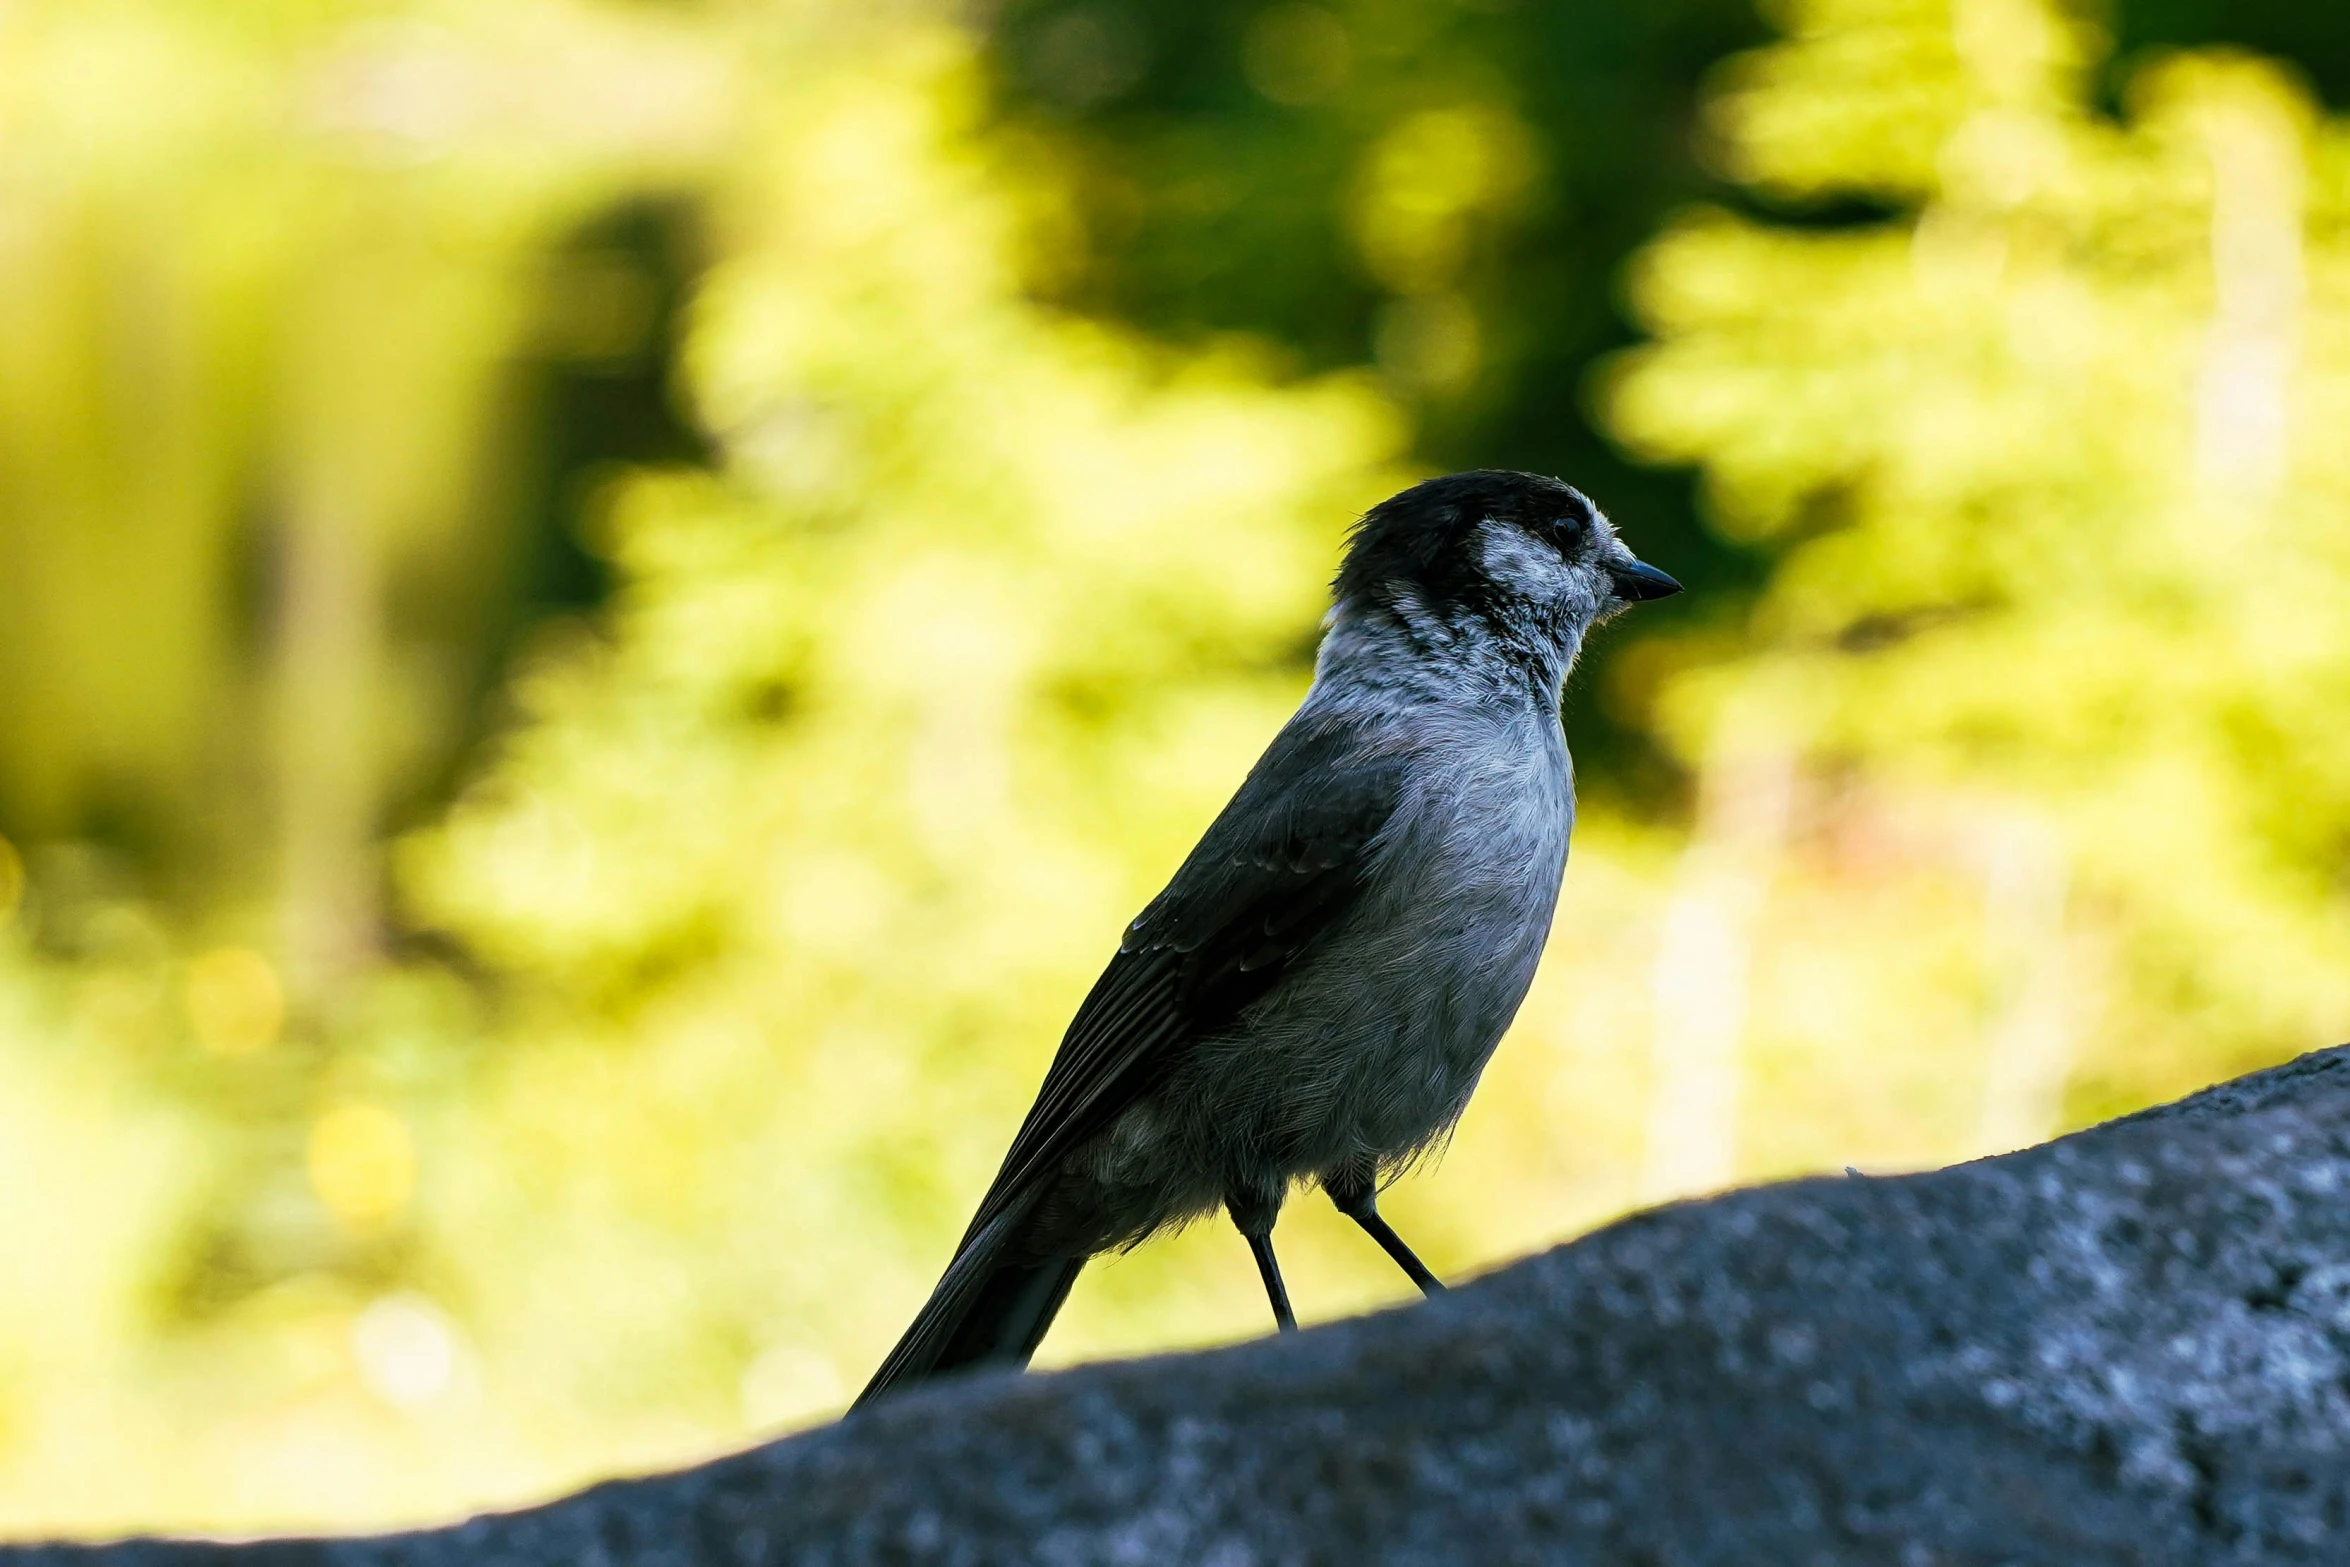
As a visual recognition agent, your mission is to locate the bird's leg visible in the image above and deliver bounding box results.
[1326,1171,1446,1297]
[1228,1188,1296,1332]
[1246,1232,1297,1333]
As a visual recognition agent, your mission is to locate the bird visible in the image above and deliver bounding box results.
[855,469,1681,1407]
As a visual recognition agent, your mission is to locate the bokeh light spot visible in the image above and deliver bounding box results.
[1351,106,1535,294]
[351,1293,462,1410]
[1374,293,1481,394]
[1244,5,1352,107]
[1026,4,1149,108]
[183,948,284,1056]
[308,1104,417,1231]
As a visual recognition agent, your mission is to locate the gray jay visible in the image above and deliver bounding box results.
[856,470,1680,1406]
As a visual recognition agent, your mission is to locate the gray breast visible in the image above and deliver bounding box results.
[1217,700,1574,1175]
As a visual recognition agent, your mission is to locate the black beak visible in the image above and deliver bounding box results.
[1609,558,1683,602]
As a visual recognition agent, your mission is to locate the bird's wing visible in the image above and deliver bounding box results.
[957,717,1409,1245]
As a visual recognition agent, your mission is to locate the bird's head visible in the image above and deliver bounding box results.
[1334,471,1681,656]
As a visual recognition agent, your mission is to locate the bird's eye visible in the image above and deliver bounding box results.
[1546,512,1587,552]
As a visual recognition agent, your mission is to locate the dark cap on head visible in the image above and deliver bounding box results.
[1335,470,1675,621]
[1337,471,1597,605]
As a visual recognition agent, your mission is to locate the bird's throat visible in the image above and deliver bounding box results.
[1317,594,1580,708]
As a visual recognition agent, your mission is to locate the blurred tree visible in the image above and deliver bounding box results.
[399,18,1407,1456]
[0,2,718,990]
[979,0,2350,801]
[0,0,731,1533]
[1606,0,2350,1118]
[984,0,1772,803]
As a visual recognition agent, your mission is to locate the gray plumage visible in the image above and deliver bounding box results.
[857,470,1681,1406]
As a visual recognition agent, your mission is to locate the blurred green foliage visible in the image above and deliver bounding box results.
[1609,0,2350,1114]
[987,0,1771,798]
[0,0,2344,1543]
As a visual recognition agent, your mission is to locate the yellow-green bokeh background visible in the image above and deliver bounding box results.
[2,0,2348,1540]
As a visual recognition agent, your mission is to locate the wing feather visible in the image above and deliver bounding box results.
[955,720,1407,1244]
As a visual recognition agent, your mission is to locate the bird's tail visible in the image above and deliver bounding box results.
[854,1194,1085,1408]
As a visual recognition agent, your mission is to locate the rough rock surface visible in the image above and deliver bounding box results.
[22,1045,2350,1566]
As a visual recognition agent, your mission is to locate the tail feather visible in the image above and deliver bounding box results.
[856,1197,1085,1408]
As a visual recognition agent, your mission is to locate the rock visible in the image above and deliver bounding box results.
[20,1045,2350,1566]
